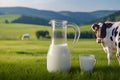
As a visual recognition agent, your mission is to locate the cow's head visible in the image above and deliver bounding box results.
[91,22,113,43]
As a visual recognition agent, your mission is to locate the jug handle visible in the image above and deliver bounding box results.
[67,23,80,47]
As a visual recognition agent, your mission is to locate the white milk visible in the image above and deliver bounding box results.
[47,43,70,72]
[79,55,96,72]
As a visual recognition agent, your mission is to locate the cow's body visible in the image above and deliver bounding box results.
[21,33,30,40]
[91,21,120,65]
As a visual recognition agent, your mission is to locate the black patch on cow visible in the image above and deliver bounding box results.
[116,26,119,30]
[118,42,120,48]
[105,23,113,28]
[101,23,107,38]
[115,32,118,37]
[119,32,120,36]
[114,26,118,37]
[92,24,99,31]
[112,28,115,36]
[110,36,113,41]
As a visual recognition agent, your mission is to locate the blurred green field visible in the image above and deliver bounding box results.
[0,39,120,80]
[0,23,51,40]
[0,23,92,40]
[0,23,120,80]
[80,24,92,31]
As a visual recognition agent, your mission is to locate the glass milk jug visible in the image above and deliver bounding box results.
[47,20,80,72]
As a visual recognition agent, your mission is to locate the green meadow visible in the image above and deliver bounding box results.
[0,23,120,80]
[0,23,51,40]
[0,14,21,23]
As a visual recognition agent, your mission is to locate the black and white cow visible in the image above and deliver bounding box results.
[91,21,120,65]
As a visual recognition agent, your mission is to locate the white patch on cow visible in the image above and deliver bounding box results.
[98,23,103,27]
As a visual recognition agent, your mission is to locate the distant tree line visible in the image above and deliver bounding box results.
[36,30,95,39]
[80,31,95,38]
[67,31,95,39]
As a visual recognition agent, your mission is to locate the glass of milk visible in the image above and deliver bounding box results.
[79,55,96,72]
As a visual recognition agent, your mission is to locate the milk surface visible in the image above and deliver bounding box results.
[47,43,70,72]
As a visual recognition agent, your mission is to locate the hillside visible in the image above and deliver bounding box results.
[0,13,3,15]
[0,7,117,25]
[92,11,120,23]
[0,14,49,25]
[0,14,21,23]
[90,10,116,18]
[59,11,97,24]
[0,7,75,24]
[12,15,49,25]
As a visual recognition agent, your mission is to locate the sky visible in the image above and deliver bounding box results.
[0,0,120,12]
